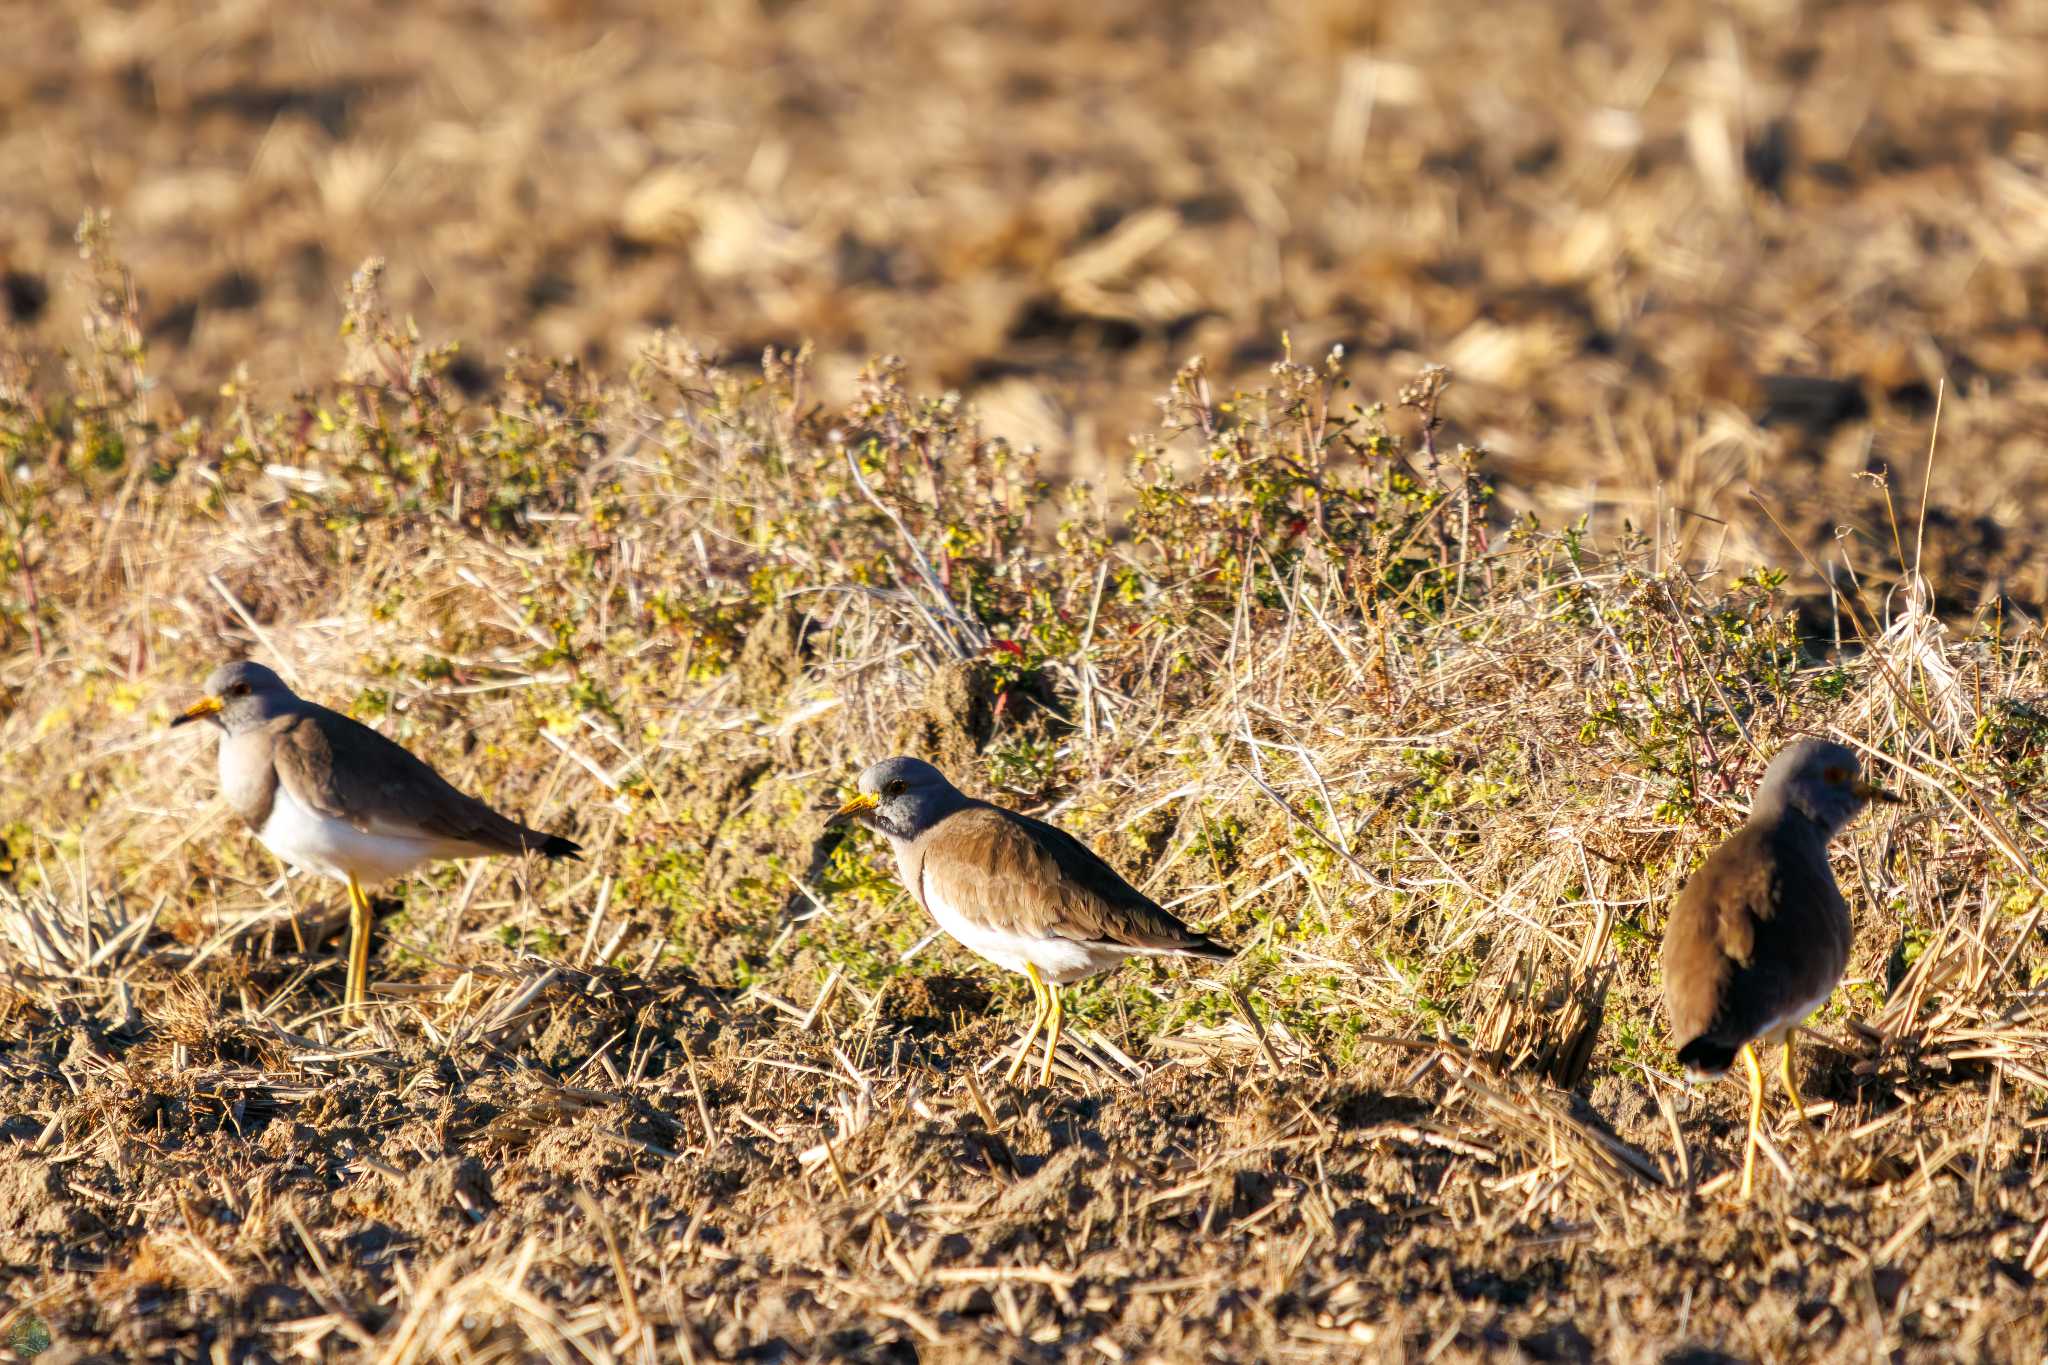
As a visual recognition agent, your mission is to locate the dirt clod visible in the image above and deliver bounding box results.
[891,658,999,774]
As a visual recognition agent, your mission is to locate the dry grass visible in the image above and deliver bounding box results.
[1,247,2046,1360]
[7,2,2048,1358]
[6,0,2048,607]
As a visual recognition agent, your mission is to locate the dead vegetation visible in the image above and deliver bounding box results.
[0,243,2045,1360]
[7,0,2048,611]
[6,1,2048,1357]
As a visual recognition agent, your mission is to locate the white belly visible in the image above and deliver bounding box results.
[1758,985,1837,1044]
[256,784,446,886]
[922,883,1130,985]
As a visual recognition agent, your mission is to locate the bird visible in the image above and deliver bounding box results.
[1660,738,1898,1201]
[826,756,1233,1085]
[171,660,582,1015]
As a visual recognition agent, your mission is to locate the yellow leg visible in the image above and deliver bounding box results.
[1738,1043,1765,1202]
[1038,982,1065,1086]
[345,874,372,1017]
[1002,966,1051,1084]
[1779,1036,1815,1136]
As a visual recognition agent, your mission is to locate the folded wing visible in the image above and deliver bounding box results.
[921,805,1229,959]
[271,709,580,860]
[1663,825,1831,1073]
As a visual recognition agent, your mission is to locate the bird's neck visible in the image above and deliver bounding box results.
[863,810,919,842]
[1758,801,1843,848]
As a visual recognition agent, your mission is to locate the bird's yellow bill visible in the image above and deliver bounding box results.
[171,695,223,727]
[1852,778,1902,803]
[827,791,879,826]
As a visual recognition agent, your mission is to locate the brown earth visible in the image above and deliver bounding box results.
[3,907,2043,1362]
[6,1,2048,1362]
[4,0,2048,603]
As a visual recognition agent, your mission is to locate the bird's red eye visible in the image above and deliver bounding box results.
[1822,766,1847,783]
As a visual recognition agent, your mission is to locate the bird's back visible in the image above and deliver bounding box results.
[909,804,1230,960]
[1662,818,1850,1075]
[276,703,579,860]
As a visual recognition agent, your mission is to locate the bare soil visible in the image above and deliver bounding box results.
[3,0,2048,598]
[4,928,2044,1361]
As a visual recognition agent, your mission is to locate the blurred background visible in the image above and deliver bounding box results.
[3,0,2046,608]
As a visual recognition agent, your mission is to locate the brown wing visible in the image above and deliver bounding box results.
[918,804,1229,957]
[1660,822,1845,1070]
[271,707,578,859]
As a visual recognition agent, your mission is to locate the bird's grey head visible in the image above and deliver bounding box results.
[1751,738,1898,837]
[826,756,970,841]
[170,660,298,735]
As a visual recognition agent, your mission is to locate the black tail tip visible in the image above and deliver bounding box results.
[541,834,584,860]
[1676,1037,1736,1077]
